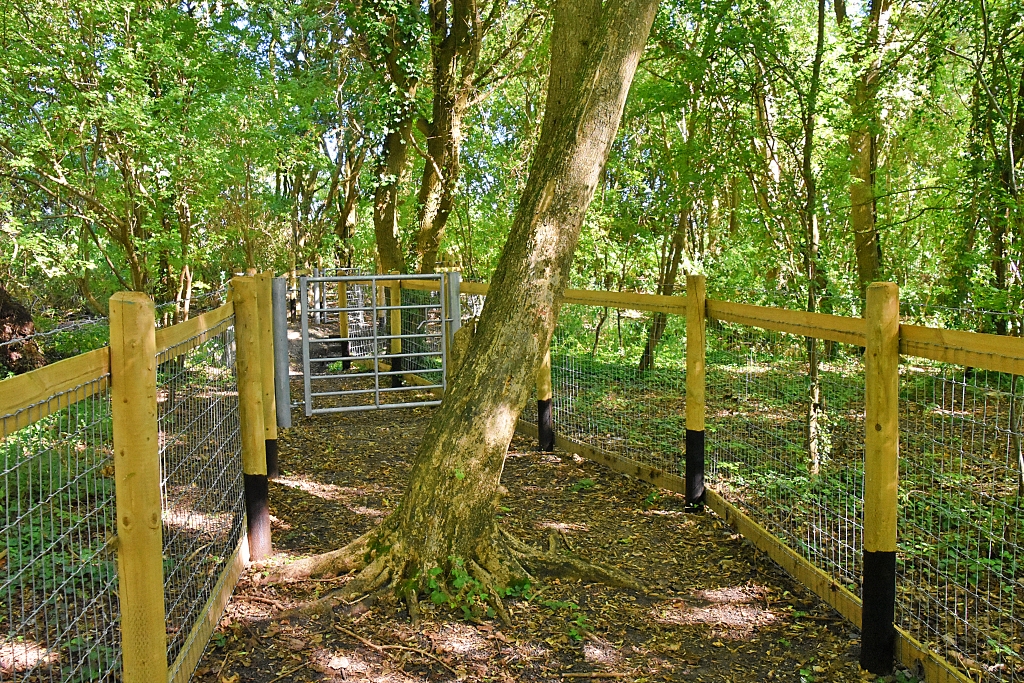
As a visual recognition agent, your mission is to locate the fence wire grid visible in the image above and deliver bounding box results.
[505,288,1024,682]
[899,359,1024,681]
[519,303,688,476]
[704,322,866,594]
[1,380,120,683]
[157,318,245,679]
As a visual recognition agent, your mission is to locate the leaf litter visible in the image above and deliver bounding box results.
[191,405,913,683]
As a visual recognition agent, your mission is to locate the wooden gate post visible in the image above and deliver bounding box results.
[389,273,404,388]
[257,272,279,479]
[861,282,899,674]
[338,280,351,370]
[231,276,272,561]
[110,292,167,683]
[685,274,706,507]
[537,347,555,451]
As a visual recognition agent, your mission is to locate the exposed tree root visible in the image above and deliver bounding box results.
[501,528,644,591]
[265,522,644,623]
[266,532,372,583]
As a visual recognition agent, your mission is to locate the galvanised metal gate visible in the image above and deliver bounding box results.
[300,272,460,414]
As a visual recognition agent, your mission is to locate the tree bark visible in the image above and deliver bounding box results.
[271,0,659,602]
[836,0,890,294]
[413,0,476,273]
[638,214,685,372]
[374,126,413,274]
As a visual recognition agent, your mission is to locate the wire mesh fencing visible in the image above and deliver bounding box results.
[398,286,446,385]
[156,318,245,679]
[1,379,121,682]
[704,322,866,593]
[518,289,1024,681]
[519,303,688,475]
[898,359,1024,681]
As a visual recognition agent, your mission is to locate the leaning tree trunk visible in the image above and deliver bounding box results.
[271,0,659,610]
[374,125,412,274]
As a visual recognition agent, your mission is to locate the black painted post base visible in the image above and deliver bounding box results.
[860,550,896,674]
[685,429,705,508]
[266,439,279,479]
[341,340,351,371]
[391,356,404,388]
[244,473,272,561]
[538,398,554,452]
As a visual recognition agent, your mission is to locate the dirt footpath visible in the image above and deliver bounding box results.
[191,405,885,683]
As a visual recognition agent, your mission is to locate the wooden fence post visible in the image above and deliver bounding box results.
[231,276,272,561]
[862,282,899,674]
[390,273,403,388]
[110,292,167,683]
[537,347,554,452]
[338,280,351,370]
[685,274,706,507]
[257,272,279,479]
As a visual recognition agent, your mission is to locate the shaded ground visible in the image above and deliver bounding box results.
[188,399,890,683]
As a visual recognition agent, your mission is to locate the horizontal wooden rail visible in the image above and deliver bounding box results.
[155,302,234,358]
[900,324,1024,376]
[0,347,111,437]
[400,279,441,292]
[706,299,868,346]
[459,281,489,296]
[561,288,686,315]
[456,281,687,315]
[516,423,971,683]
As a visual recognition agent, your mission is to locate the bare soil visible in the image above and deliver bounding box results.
[188,399,889,683]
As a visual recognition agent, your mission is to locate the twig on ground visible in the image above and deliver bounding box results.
[233,595,287,610]
[336,625,457,675]
[266,662,307,683]
[215,650,231,680]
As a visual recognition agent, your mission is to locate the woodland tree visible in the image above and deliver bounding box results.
[269,0,660,607]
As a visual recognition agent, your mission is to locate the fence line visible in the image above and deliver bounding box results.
[1,277,274,683]
[472,276,1021,683]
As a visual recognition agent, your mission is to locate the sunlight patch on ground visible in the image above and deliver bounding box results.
[275,475,347,501]
[313,647,371,677]
[583,638,624,666]
[652,585,777,638]
[162,504,234,536]
[694,585,768,604]
[0,638,59,673]
[538,520,589,532]
[349,505,386,518]
[428,622,492,658]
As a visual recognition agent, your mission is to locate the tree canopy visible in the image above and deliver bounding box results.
[1,0,1022,323]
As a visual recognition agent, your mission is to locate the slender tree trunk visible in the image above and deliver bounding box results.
[989,65,1024,334]
[849,105,880,291]
[805,0,826,475]
[836,0,890,294]
[374,126,412,274]
[638,213,685,372]
[272,0,659,602]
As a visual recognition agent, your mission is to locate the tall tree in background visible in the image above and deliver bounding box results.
[836,0,890,292]
[270,0,659,608]
[413,0,541,273]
